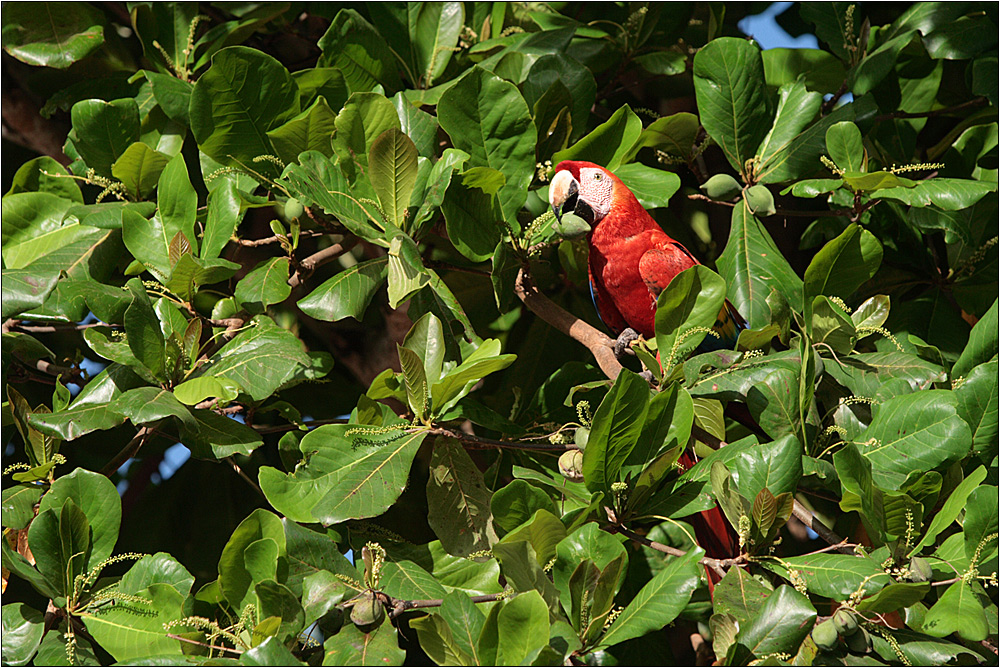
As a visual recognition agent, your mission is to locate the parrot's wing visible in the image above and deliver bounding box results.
[637,243,699,298]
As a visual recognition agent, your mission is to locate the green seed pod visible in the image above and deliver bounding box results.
[283,197,304,222]
[744,184,776,217]
[697,620,713,643]
[574,427,590,450]
[701,173,743,201]
[558,449,585,482]
[845,627,871,654]
[909,556,933,582]
[811,620,839,651]
[832,609,858,636]
[553,212,591,240]
[350,591,385,632]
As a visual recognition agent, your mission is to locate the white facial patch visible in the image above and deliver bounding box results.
[579,167,614,222]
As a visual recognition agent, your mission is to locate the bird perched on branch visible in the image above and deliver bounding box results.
[548,160,743,580]
[548,160,746,359]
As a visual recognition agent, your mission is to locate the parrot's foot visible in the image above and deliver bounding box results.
[613,328,641,360]
[638,369,655,384]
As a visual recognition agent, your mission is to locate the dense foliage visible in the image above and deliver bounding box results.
[1,2,998,666]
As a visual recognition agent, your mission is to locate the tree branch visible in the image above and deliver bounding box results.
[384,592,504,619]
[515,267,623,381]
[609,524,743,575]
[874,97,988,122]
[791,500,852,552]
[424,426,575,453]
[288,241,354,288]
[100,427,155,477]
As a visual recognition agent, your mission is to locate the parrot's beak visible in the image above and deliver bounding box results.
[549,170,579,223]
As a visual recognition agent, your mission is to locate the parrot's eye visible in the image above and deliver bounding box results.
[593,173,602,181]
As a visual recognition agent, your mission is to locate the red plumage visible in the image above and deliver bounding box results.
[552,160,742,587]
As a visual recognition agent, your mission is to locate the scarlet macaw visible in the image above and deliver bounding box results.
[548,160,742,570]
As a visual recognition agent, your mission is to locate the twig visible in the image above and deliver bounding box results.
[424,426,575,453]
[288,241,354,288]
[385,592,503,619]
[232,230,324,247]
[821,80,848,115]
[7,321,114,333]
[165,634,243,656]
[227,456,266,500]
[791,500,852,552]
[610,525,744,573]
[687,193,737,207]
[100,427,154,477]
[249,417,349,434]
[515,267,623,381]
[874,97,988,122]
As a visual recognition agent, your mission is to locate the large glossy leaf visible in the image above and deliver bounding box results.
[1,603,45,666]
[728,585,816,663]
[297,257,389,322]
[614,163,681,210]
[438,66,535,223]
[803,223,883,299]
[1,2,104,68]
[69,98,140,177]
[193,316,310,401]
[426,437,497,556]
[598,548,702,648]
[952,298,997,378]
[123,278,166,380]
[859,390,972,489]
[1,193,85,270]
[956,358,999,457]
[190,46,299,178]
[235,257,291,313]
[922,580,989,642]
[909,466,987,556]
[37,468,120,567]
[823,351,945,397]
[872,178,997,211]
[582,369,649,496]
[369,128,419,230]
[111,142,170,200]
[317,9,402,93]
[765,554,891,600]
[717,202,803,328]
[654,265,729,369]
[323,622,404,666]
[409,2,465,86]
[266,96,337,165]
[553,104,643,172]
[496,591,550,665]
[82,583,186,662]
[259,423,425,525]
[692,37,773,175]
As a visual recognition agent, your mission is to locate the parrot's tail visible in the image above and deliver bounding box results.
[679,450,739,595]
[699,299,747,352]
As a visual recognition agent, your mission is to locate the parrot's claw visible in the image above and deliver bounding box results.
[638,369,655,384]
[613,328,641,360]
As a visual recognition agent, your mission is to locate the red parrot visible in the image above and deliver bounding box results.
[548,160,743,580]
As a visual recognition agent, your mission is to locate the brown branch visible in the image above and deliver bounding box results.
[610,525,743,574]
[7,321,114,333]
[687,193,737,207]
[165,634,243,656]
[100,427,154,477]
[249,417,349,434]
[821,80,849,115]
[424,426,575,453]
[232,230,324,247]
[515,267,623,381]
[791,500,852,552]
[384,592,503,619]
[227,456,266,500]
[288,241,355,289]
[874,97,988,122]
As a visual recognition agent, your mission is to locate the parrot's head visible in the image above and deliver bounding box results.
[549,161,620,226]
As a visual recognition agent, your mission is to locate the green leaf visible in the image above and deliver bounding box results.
[123,278,167,380]
[369,128,419,230]
[111,142,170,200]
[855,582,930,613]
[141,70,193,125]
[1,603,45,666]
[655,265,729,366]
[436,591,486,665]
[69,98,140,177]
[81,583,186,662]
[110,386,195,430]
[430,340,515,415]
[834,442,886,543]
[496,591,550,665]
[826,122,864,172]
[718,201,803,328]
[202,180,244,260]
[910,466,987,556]
[37,468,120,567]
[713,567,773,626]
[872,178,997,210]
[823,351,946,398]
[322,622,404,666]
[812,295,857,354]
[29,501,90,597]
[255,580,305,642]
[497,509,566,568]
[614,163,681,210]
[729,585,816,663]
[922,581,988,642]
[380,558,448,601]
[259,423,425,525]
[217,509,285,610]
[598,548,702,648]
[735,432,802,503]
[553,104,644,172]
[761,47,846,93]
[408,2,465,86]
[172,376,240,406]
[964,485,998,564]
[859,390,972,490]
[582,369,649,495]
[317,9,402,93]
[164,254,240,303]
[266,96,337,166]
[194,316,310,401]
[235,257,291,313]
[441,168,505,262]
[1,193,81,270]
[624,112,700,162]
[297,256,389,322]
[765,554,891,600]
[387,235,430,308]
[190,46,299,178]
[6,156,82,201]
[492,480,557,535]
[438,66,536,223]
[426,437,497,556]
[746,369,802,441]
[923,14,997,60]
[1,484,44,531]
[953,299,997,378]
[244,636,307,666]
[693,37,773,175]
[553,522,628,621]
[1,2,105,68]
